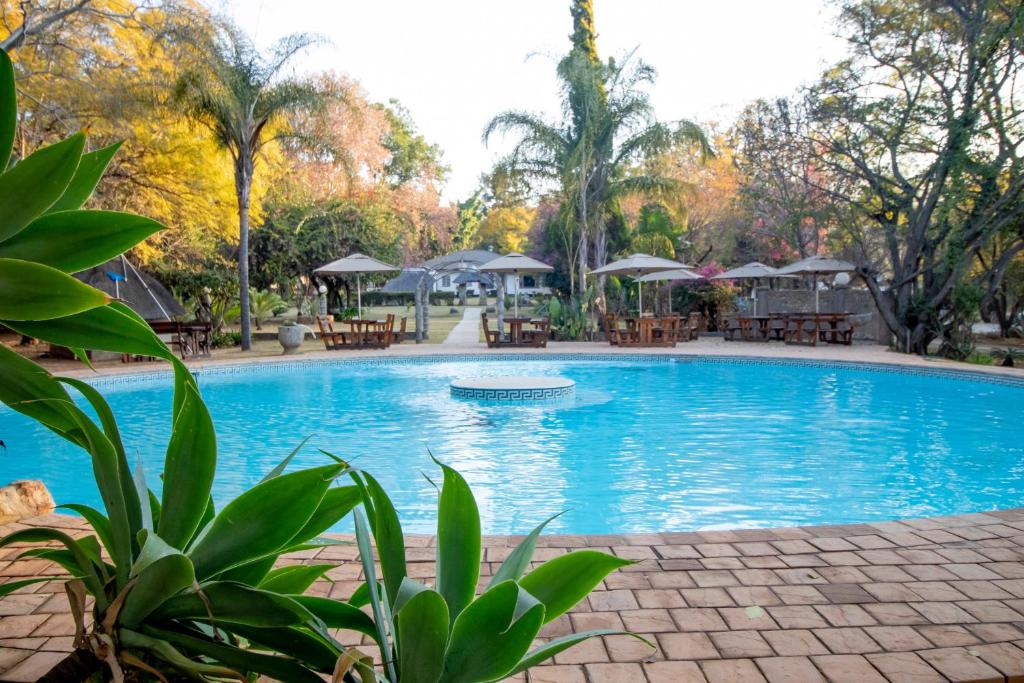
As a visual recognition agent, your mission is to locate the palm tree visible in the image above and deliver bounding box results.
[483,1,710,295]
[174,21,321,350]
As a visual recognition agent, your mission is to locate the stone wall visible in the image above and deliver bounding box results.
[755,287,891,343]
[0,480,54,524]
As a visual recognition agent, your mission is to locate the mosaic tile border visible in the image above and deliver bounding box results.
[450,384,576,402]
[83,352,1024,390]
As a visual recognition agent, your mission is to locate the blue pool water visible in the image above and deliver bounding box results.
[1,356,1022,534]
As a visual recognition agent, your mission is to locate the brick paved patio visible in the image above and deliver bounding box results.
[1,510,1024,682]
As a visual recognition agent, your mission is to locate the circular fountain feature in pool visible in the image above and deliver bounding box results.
[450,375,575,401]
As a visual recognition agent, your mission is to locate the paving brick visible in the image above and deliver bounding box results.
[767,605,831,629]
[680,588,734,608]
[970,641,1024,680]
[527,664,586,683]
[863,602,928,625]
[725,586,781,607]
[0,651,68,682]
[619,609,676,633]
[861,625,933,652]
[603,634,656,663]
[912,601,979,625]
[761,629,828,656]
[709,630,774,658]
[656,632,719,660]
[669,607,728,632]
[755,655,826,682]
[643,660,707,683]
[584,662,645,682]
[865,652,944,682]
[700,658,768,683]
[919,646,1004,682]
[814,627,881,654]
[634,589,686,609]
[811,654,888,682]
[956,599,1024,622]
[771,585,828,605]
[588,589,639,611]
[718,606,779,631]
[916,625,983,648]
[552,635,608,665]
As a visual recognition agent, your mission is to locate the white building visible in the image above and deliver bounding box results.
[382,249,552,298]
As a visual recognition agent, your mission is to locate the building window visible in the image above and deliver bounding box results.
[441,276,451,287]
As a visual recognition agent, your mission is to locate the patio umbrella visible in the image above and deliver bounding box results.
[590,253,690,314]
[776,255,856,313]
[711,262,793,315]
[480,252,553,319]
[315,253,398,319]
[636,268,704,313]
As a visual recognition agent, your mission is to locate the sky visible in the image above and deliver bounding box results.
[214,0,848,203]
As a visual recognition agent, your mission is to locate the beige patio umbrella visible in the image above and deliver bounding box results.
[590,253,690,314]
[711,262,793,314]
[636,268,704,313]
[314,253,398,319]
[776,255,856,313]
[480,252,553,319]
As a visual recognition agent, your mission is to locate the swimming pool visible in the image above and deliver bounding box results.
[1,355,1022,534]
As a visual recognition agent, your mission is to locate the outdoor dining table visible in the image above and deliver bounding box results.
[343,318,386,347]
[783,313,851,345]
[622,316,679,347]
[735,315,773,341]
[504,317,547,345]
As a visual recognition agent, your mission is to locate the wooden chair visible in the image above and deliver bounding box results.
[521,319,550,348]
[784,316,818,346]
[391,317,408,344]
[767,314,786,341]
[602,314,620,345]
[722,315,742,341]
[316,315,348,350]
[480,312,501,348]
[367,314,395,348]
[684,312,702,341]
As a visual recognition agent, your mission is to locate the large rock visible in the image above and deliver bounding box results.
[0,480,55,524]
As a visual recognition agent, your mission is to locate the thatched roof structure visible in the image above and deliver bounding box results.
[75,257,184,321]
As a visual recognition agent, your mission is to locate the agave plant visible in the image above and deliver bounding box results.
[0,48,365,680]
[339,460,649,683]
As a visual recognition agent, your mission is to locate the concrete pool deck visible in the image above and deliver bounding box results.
[2,340,1023,681]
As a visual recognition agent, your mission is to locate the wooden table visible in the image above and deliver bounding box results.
[783,313,851,346]
[622,317,677,347]
[343,319,388,348]
[504,317,549,347]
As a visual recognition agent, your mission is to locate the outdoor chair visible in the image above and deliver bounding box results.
[767,315,786,341]
[784,316,818,346]
[602,313,620,345]
[316,314,349,350]
[684,312,702,341]
[391,317,408,344]
[480,312,501,348]
[722,316,743,341]
[520,318,550,348]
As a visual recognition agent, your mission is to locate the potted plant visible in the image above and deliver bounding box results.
[278,321,311,354]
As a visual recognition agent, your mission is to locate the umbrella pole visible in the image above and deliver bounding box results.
[514,270,519,319]
[638,275,643,315]
[814,275,819,314]
[357,273,362,319]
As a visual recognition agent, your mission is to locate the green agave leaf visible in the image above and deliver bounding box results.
[0,345,82,444]
[434,460,481,623]
[145,626,324,683]
[229,624,341,672]
[119,552,195,628]
[346,580,380,609]
[397,588,449,683]
[0,528,104,599]
[258,564,333,595]
[19,548,84,578]
[0,210,162,273]
[393,576,431,613]
[290,595,378,643]
[0,576,69,597]
[58,504,114,557]
[46,142,122,214]
[132,530,181,577]
[260,434,313,482]
[442,581,545,683]
[510,630,653,675]
[353,508,396,682]
[57,378,142,541]
[155,581,314,627]
[290,484,360,544]
[0,132,84,243]
[8,304,172,365]
[158,383,216,549]
[217,554,278,587]
[488,511,563,588]
[0,258,108,320]
[119,629,242,680]
[188,463,343,580]
[362,473,407,606]
[518,550,633,624]
[0,50,14,172]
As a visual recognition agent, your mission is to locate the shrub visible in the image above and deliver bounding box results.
[362,291,415,306]
[430,291,456,306]
[211,329,242,348]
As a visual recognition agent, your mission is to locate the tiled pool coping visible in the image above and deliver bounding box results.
[0,510,1023,682]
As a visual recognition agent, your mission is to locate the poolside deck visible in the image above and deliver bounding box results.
[0,511,1023,681]
[1,341,1023,681]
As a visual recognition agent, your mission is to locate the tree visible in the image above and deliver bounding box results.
[806,0,1024,354]
[475,205,535,253]
[174,19,322,350]
[484,0,709,294]
[734,98,838,261]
